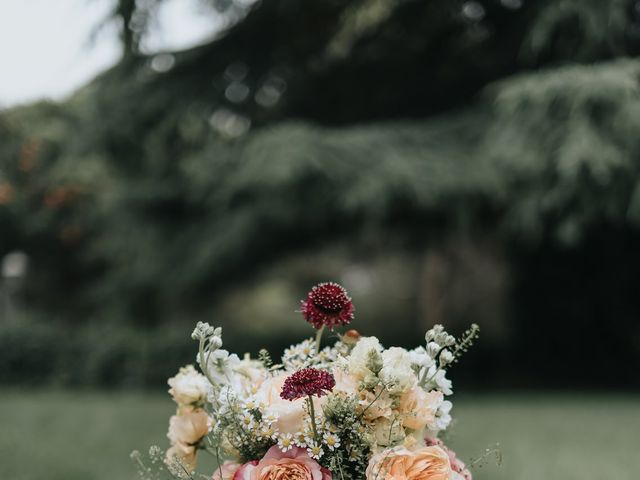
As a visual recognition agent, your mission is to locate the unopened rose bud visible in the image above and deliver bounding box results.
[342,329,361,345]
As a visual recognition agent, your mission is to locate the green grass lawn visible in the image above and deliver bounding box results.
[0,390,637,480]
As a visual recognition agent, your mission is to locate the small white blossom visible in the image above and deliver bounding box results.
[294,431,308,448]
[323,432,341,451]
[240,413,255,429]
[408,346,435,369]
[307,443,324,460]
[425,325,444,342]
[439,350,454,366]
[259,424,278,439]
[191,321,216,340]
[277,433,294,452]
[426,342,441,358]
[209,335,223,350]
[433,399,452,431]
[262,412,279,425]
[425,366,453,395]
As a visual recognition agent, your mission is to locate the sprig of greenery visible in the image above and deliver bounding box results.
[451,323,480,364]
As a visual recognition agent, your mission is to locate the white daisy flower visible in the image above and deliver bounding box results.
[307,443,324,460]
[259,424,278,439]
[323,432,341,451]
[294,431,308,448]
[277,433,294,452]
[262,412,279,425]
[239,413,255,429]
[243,397,258,410]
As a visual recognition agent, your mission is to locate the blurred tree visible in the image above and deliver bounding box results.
[1,0,640,378]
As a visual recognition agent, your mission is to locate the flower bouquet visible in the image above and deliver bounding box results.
[132,282,480,480]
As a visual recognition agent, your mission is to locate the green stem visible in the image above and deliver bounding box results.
[307,395,319,441]
[198,339,218,388]
[314,325,325,353]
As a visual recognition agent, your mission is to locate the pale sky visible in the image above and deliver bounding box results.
[0,0,219,108]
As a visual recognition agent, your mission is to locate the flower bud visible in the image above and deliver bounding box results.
[426,342,440,358]
[435,332,449,346]
[439,350,454,366]
[362,373,379,390]
[209,336,223,350]
[342,329,361,345]
[366,349,384,374]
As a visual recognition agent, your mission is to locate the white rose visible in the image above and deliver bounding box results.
[168,365,211,406]
[254,373,320,435]
[379,347,417,394]
[348,336,383,379]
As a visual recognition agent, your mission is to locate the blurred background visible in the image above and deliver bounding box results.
[1,0,639,479]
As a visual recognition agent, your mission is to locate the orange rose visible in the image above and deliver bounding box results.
[366,446,452,480]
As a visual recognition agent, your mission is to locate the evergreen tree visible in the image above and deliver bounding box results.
[2,0,640,329]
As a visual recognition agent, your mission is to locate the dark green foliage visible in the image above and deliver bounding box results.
[4,58,640,322]
[0,320,195,387]
[1,1,640,387]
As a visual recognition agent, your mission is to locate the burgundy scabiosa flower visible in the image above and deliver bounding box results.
[301,282,354,329]
[280,368,336,401]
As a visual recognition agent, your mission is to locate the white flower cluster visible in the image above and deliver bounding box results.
[282,338,345,371]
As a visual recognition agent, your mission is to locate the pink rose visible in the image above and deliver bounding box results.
[425,438,472,480]
[212,461,242,480]
[234,446,331,480]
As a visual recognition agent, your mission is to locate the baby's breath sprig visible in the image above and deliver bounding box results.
[451,323,480,364]
[322,393,372,479]
[258,348,273,369]
[467,443,503,470]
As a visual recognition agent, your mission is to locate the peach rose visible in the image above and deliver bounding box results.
[366,446,452,480]
[234,446,331,480]
[166,408,211,471]
[212,460,242,480]
[167,409,211,446]
[358,386,393,421]
[425,438,472,480]
[399,387,440,431]
[166,442,197,471]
